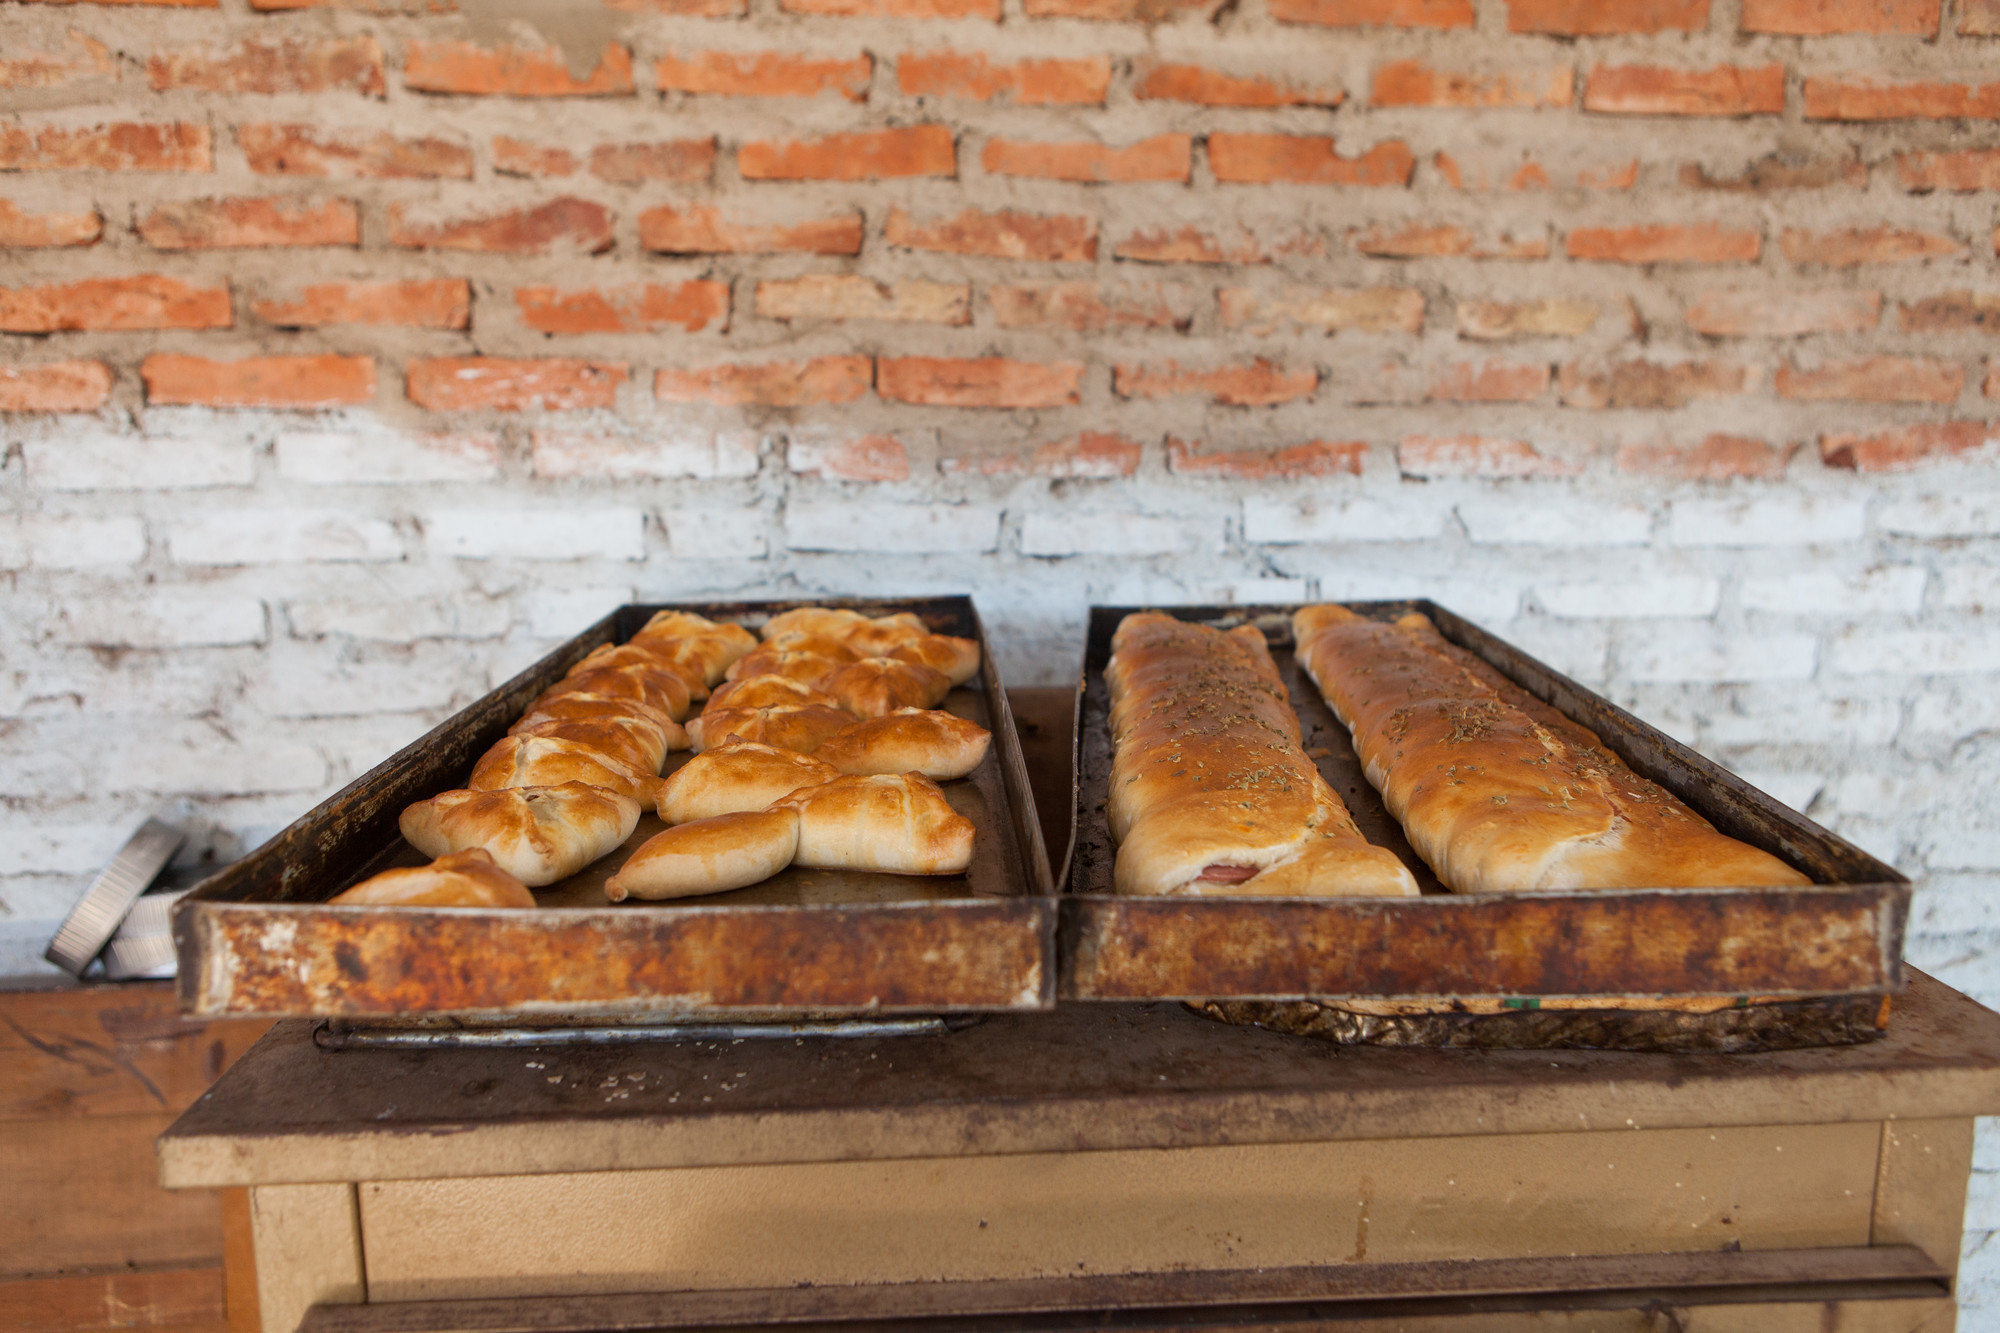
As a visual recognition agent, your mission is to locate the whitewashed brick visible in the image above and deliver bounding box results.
[1878,494,2000,538]
[253,641,487,718]
[1243,496,1450,544]
[533,430,758,481]
[1318,572,1522,623]
[785,503,1000,554]
[25,436,256,491]
[1201,576,1311,604]
[1740,567,1928,616]
[1456,498,1652,547]
[112,728,328,795]
[1,515,146,570]
[1726,768,1825,813]
[49,594,267,648]
[524,587,633,639]
[1931,830,2000,872]
[0,872,95,922]
[662,509,770,560]
[276,430,501,485]
[1667,496,1866,548]
[1940,563,2000,612]
[0,915,68,978]
[1019,512,1223,558]
[0,819,135,876]
[1496,617,1611,682]
[1908,682,2000,742]
[1823,769,1948,817]
[169,509,403,565]
[1969,1164,2000,1232]
[1618,625,1817,683]
[1702,691,1901,748]
[425,508,647,560]
[1912,875,2000,935]
[286,595,512,642]
[1979,1121,2000,1174]
[0,522,25,571]
[1537,577,1719,619]
[1829,627,2000,676]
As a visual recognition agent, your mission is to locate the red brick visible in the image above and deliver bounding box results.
[1508,0,1707,31]
[1136,63,1343,108]
[1681,154,1867,191]
[1208,135,1412,186]
[1456,298,1619,340]
[1617,435,1796,480]
[885,206,1096,261]
[640,204,862,256]
[388,197,613,255]
[493,138,577,177]
[877,357,1082,408]
[1,33,112,89]
[240,124,471,178]
[588,139,715,184]
[941,432,1141,479]
[1804,75,2000,120]
[1113,225,1297,264]
[254,278,470,329]
[1964,0,2000,32]
[0,361,112,413]
[408,358,626,411]
[0,200,101,247]
[1987,362,2000,397]
[1685,289,1881,336]
[0,123,211,172]
[138,196,359,249]
[1742,0,1937,31]
[1400,435,1583,478]
[656,357,871,406]
[1221,286,1424,333]
[1584,64,1784,116]
[1351,223,1472,257]
[0,275,230,332]
[1168,438,1365,478]
[1777,356,1962,403]
[741,126,954,180]
[143,353,374,408]
[249,0,457,8]
[757,275,968,324]
[1567,224,1760,264]
[900,52,1110,105]
[1896,292,2000,333]
[1020,0,1215,18]
[1779,227,1961,266]
[982,136,1189,183]
[1821,422,1999,471]
[1434,151,1639,191]
[404,41,634,96]
[147,37,384,95]
[790,435,910,481]
[1427,359,1549,402]
[1268,0,1473,25]
[604,0,742,13]
[1895,149,2000,192]
[787,0,997,16]
[1114,359,1316,406]
[1558,359,1752,409]
[517,282,730,334]
[1372,61,1571,108]
[989,281,1191,332]
[657,51,871,99]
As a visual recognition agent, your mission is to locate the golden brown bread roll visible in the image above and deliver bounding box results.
[510,693,688,756]
[568,642,708,701]
[330,848,538,908]
[1292,605,1811,893]
[724,648,848,691]
[813,708,992,780]
[821,658,951,718]
[687,704,856,754]
[772,773,975,875]
[399,783,641,887]
[537,663,692,723]
[844,618,929,658]
[605,808,800,902]
[629,612,758,685]
[656,741,840,823]
[761,607,869,641]
[888,634,982,687]
[759,631,862,664]
[510,717,669,776]
[1105,612,1417,898]
[704,674,847,714]
[468,734,661,804]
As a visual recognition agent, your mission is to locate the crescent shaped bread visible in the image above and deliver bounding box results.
[605,808,800,902]
[772,773,975,875]
[761,607,869,641]
[399,783,641,887]
[1105,612,1417,898]
[813,708,992,780]
[704,675,846,714]
[821,658,952,718]
[888,634,982,687]
[510,717,669,776]
[569,643,709,702]
[330,848,538,908]
[656,741,840,823]
[467,734,661,805]
[631,611,758,673]
[511,693,689,755]
[844,619,930,658]
[724,649,848,690]
[538,664,692,722]
[687,704,856,754]
[759,632,862,664]
[1292,604,1810,893]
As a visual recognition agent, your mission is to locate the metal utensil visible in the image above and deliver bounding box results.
[45,819,184,977]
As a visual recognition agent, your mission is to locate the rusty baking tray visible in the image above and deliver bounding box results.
[1062,602,1909,1043]
[174,596,1054,1020]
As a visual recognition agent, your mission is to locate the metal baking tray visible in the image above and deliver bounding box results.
[174,596,1054,1020]
[1061,602,1909,1022]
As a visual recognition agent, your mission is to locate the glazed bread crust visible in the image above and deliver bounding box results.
[606,808,801,902]
[399,783,641,887]
[657,741,840,823]
[773,773,975,874]
[330,848,538,908]
[813,708,992,780]
[467,733,661,805]
[688,704,856,753]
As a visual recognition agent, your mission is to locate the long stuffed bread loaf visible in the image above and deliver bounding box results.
[1105,612,1418,898]
[1291,604,1810,893]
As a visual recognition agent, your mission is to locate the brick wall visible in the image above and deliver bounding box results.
[3,0,2000,1311]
